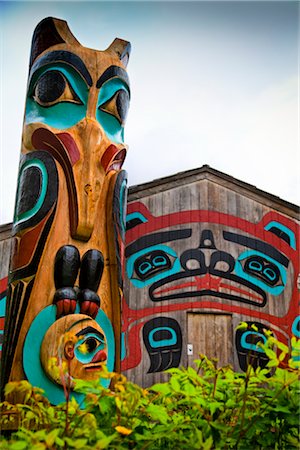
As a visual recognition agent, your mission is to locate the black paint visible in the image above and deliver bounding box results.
[13,151,58,236]
[30,17,65,67]
[143,317,182,373]
[54,245,80,289]
[126,229,192,258]
[223,231,289,267]
[96,65,130,90]
[79,250,104,292]
[30,51,92,87]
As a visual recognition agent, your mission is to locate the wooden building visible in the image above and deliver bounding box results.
[121,165,300,387]
[1,165,299,387]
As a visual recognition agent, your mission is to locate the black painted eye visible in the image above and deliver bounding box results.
[85,337,98,353]
[33,70,82,106]
[244,256,281,286]
[99,89,129,125]
[134,250,172,280]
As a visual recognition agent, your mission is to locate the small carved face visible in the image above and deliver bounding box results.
[41,314,107,384]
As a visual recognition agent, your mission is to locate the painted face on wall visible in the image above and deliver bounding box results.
[122,202,299,372]
[22,17,130,241]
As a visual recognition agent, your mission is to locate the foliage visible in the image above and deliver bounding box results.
[0,331,299,449]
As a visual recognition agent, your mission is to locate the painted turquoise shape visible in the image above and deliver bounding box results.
[126,212,148,226]
[14,159,48,226]
[264,221,296,250]
[26,65,88,130]
[23,305,115,406]
[121,332,126,361]
[75,332,106,364]
[292,316,300,338]
[97,78,129,143]
[26,65,129,144]
[149,327,177,348]
[240,331,266,353]
[235,250,287,295]
[126,244,181,288]
[0,296,6,316]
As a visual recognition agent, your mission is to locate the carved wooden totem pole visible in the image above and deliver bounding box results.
[1,17,130,404]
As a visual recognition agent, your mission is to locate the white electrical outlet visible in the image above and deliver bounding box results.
[187,343,193,355]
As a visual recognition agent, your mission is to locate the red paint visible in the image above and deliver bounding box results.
[122,202,300,371]
[101,145,126,173]
[91,350,107,363]
[0,277,8,294]
[57,133,80,165]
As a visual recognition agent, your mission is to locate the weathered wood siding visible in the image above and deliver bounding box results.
[0,224,12,357]
[122,167,300,387]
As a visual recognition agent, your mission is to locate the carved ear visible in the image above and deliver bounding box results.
[30,17,81,67]
[106,38,131,67]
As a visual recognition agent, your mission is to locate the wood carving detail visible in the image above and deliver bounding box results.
[1,17,130,404]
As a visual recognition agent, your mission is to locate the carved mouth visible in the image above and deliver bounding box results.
[149,272,266,307]
[84,363,105,372]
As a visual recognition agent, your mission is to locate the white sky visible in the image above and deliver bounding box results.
[0,1,299,225]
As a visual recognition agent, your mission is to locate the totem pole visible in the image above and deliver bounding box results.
[1,17,130,404]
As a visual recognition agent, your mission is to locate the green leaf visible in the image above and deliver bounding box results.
[146,404,169,425]
[45,429,60,447]
[10,442,28,450]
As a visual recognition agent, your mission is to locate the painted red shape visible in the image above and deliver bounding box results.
[101,145,126,173]
[0,277,8,294]
[91,350,107,363]
[57,133,80,165]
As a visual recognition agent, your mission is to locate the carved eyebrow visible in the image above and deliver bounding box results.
[125,229,192,258]
[29,50,92,86]
[76,326,105,341]
[223,231,289,267]
[96,65,130,91]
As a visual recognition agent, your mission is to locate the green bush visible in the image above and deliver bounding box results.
[0,331,299,449]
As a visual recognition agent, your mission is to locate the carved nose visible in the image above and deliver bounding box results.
[91,350,107,363]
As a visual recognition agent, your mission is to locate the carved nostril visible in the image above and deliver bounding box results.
[84,184,92,195]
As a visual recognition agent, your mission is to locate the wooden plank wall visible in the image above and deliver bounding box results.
[122,175,300,387]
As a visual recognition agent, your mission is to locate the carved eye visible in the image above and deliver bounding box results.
[99,89,129,125]
[33,70,82,107]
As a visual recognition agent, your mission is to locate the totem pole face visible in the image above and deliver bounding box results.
[1,17,130,404]
[23,17,130,240]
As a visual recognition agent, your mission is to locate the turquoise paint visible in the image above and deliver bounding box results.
[235,250,287,295]
[0,297,6,316]
[264,221,296,250]
[126,212,148,225]
[119,178,127,234]
[23,305,115,406]
[240,331,266,353]
[26,64,129,144]
[96,110,124,143]
[14,159,48,226]
[292,316,300,338]
[97,79,129,144]
[74,332,105,364]
[149,327,177,348]
[121,332,126,361]
[126,245,181,288]
[26,65,88,130]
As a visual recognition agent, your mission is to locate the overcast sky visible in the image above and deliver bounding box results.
[0,1,299,225]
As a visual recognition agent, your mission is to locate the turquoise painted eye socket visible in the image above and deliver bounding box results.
[97,79,130,144]
[235,250,287,295]
[74,333,105,364]
[25,65,88,130]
